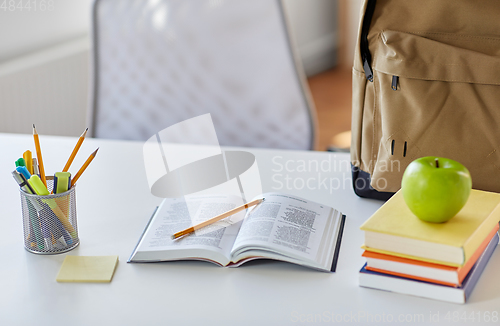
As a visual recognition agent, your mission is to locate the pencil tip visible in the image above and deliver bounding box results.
[33,124,35,128]
[81,128,89,137]
[85,127,88,131]
[92,148,99,156]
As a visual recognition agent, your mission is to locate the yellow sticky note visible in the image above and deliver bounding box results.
[56,256,119,283]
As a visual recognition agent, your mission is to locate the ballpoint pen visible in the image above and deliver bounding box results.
[32,158,39,176]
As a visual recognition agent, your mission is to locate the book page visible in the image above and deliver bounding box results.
[231,193,340,265]
[130,195,245,264]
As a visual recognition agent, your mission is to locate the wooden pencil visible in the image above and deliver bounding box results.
[32,124,47,187]
[171,198,265,240]
[70,148,99,187]
[63,128,88,172]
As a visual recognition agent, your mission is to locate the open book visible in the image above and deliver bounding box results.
[129,193,346,272]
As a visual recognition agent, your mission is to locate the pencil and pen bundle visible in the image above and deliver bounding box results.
[12,125,98,254]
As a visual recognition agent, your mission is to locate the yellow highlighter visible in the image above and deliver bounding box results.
[28,175,77,239]
[23,150,33,175]
[54,172,71,216]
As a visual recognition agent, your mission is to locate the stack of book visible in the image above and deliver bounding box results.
[359,189,500,304]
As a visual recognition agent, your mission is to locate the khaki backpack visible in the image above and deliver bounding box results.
[351,0,500,200]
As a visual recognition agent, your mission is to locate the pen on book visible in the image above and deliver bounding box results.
[62,128,88,172]
[24,150,33,174]
[171,198,265,240]
[71,148,98,188]
[33,124,47,187]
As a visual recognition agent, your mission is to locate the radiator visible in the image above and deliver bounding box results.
[0,37,90,137]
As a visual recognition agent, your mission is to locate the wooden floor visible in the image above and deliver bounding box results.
[307,68,352,151]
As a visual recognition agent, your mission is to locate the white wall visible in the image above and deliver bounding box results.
[0,0,93,62]
[0,38,89,136]
[0,0,92,136]
[0,0,338,69]
[0,0,338,136]
[283,0,339,76]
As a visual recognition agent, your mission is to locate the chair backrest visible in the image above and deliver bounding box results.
[89,0,317,150]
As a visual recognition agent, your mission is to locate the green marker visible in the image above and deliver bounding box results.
[15,158,26,167]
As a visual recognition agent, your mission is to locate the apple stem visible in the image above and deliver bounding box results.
[435,158,439,168]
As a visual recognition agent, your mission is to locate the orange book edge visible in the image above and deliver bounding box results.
[363,224,499,286]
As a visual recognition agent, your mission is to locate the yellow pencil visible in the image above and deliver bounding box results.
[71,148,99,187]
[171,198,265,240]
[33,124,47,187]
[63,128,88,172]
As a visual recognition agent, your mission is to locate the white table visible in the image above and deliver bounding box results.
[1,133,499,325]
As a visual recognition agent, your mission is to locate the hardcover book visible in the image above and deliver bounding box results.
[360,190,500,265]
[359,232,499,304]
[363,224,499,286]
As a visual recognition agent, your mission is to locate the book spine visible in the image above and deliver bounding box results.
[463,232,499,300]
[330,215,346,272]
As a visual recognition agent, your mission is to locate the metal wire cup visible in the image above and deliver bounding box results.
[19,177,79,254]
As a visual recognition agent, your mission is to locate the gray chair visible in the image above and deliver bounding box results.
[89,0,317,150]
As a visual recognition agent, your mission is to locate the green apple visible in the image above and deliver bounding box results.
[401,157,472,223]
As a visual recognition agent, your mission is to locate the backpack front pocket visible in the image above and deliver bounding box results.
[369,30,500,192]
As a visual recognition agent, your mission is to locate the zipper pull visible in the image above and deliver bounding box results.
[391,75,399,90]
[363,58,374,82]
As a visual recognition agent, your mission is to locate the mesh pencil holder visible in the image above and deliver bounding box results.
[19,177,79,254]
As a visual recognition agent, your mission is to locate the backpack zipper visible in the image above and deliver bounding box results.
[392,76,399,90]
[361,0,377,82]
